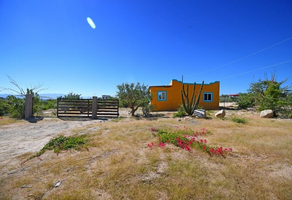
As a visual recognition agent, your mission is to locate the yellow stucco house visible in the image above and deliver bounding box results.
[149,79,220,111]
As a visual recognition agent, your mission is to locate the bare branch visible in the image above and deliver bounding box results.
[1,76,47,96]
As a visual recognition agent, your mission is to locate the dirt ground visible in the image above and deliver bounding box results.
[0,107,292,199]
[0,119,102,172]
[0,105,232,170]
[0,108,146,176]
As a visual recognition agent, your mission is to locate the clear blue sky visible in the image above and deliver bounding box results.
[1,0,292,97]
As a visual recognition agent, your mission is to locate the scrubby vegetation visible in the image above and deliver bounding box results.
[117,82,151,116]
[237,73,291,118]
[1,114,291,199]
[0,97,57,118]
[31,135,88,159]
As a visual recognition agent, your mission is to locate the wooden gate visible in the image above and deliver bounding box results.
[57,98,119,118]
[96,99,119,118]
[57,98,92,118]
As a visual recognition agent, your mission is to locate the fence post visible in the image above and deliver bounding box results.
[92,96,97,119]
[25,94,33,119]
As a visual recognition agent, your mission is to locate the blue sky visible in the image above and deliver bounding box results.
[0,0,292,97]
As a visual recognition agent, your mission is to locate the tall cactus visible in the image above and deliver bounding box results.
[181,81,204,115]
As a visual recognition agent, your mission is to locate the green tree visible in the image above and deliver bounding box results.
[237,93,255,109]
[0,98,10,116]
[117,82,151,116]
[6,95,25,118]
[62,92,81,99]
[248,73,290,116]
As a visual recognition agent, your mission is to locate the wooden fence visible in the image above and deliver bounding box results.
[57,97,119,118]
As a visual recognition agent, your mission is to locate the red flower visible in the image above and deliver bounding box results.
[159,142,165,147]
[148,142,155,148]
[184,144,191,151]
[203,146,206,150]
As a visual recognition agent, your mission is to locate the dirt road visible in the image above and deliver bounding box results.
[0,119,98,167]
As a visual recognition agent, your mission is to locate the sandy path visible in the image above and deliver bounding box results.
[0,119,98,166]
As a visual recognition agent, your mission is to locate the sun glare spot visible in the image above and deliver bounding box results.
[87,17,96,29]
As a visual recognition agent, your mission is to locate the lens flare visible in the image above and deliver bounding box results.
[87,17,96,29]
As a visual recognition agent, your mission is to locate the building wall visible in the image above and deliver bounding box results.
[149,79,220,111]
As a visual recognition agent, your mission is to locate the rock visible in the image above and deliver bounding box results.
[177,118,182,122]
[183,116,192,121]
[194,109,206,118]
[260,110,274,118]
[55,181,62,187]
[247,107,256,111]
[215,109,226,118]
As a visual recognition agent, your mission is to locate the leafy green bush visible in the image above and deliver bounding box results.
[237,93,255,109]
[232,117,247,124]
[0,99,10,116]
[142,104,155,117]
[42,99,57,110]
[173,105,186,117]
[31,135,87,158]
[6,95,25,118]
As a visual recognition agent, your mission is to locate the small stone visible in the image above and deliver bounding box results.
[177,118,182,122]
[215,109,226,118]
[55,181,62,187]
[194,109,206,118]
[183,116,192,120]
[21,185,32,188]
[260,110,274,118]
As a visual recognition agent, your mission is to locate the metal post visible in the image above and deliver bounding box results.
[92,96,97,119]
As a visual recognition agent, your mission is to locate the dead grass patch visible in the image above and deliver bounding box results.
[0,117,23,126]
[0,111,291,199]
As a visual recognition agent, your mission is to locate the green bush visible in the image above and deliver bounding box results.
[142,104,155,117]
[0,99,10,116]
[237,93,255,109]
[6,95,25,118]
[31,135,87,158]
[42,99,57,110]
[231,117,247,124]
[173,105,187,117]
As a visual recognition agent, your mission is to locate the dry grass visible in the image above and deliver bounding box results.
[0,110,292,199]
[0,116,23,126]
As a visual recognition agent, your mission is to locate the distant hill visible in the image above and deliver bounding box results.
[0,93,65,99]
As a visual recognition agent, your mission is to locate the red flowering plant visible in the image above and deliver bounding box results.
[148,127,232,157]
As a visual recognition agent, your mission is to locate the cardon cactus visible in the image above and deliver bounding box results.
[181,81,204,115]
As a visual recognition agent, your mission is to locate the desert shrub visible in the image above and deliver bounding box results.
[62,92,81,99]
[117,82,151,116]
[142,104,155,117]
[33,94,43,117]
[173,105,186,117]
[237,93,255,109]
[6,95,25,118]
[42,99,57,110]
[247,74,290,117]
[232,117,247,124]
[0,99,10,116]
[31,135,88,158]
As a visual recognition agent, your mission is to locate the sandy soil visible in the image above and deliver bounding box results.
[0,118,99,168]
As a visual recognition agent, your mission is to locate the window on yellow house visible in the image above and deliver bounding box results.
[203,92,213,102]
[157,91,167,101]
